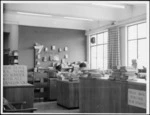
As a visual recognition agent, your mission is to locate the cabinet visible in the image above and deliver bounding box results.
[48,78,57,101]
[28,72,49,101]
[79,77,146,113]
[57,80,79,108]
[3,84,34,109]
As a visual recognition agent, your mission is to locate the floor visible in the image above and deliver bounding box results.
[34,101,79,113]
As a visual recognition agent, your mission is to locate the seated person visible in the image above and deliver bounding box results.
[55,64,65,80]
[79,62,87,72]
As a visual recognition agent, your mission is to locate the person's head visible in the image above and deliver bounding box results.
[79,62,87,70]
[55,64,62,72]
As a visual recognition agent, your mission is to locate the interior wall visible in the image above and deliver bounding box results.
[3,24,19,51]
[3,32,9,49]
[18,25,86,69]
[119,26,126,66]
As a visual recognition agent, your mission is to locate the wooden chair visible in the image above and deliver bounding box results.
[3,98,37,113]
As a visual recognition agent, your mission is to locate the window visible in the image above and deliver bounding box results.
[127,22,147,68]
[90,31,108,70]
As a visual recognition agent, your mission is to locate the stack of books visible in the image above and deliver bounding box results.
[110,68,121,80]
[120,66,137,81]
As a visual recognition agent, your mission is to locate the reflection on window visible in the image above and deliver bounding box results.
[127,22,147,68]
[90,31,108,70]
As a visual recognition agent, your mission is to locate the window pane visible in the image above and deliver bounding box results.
[138,23,146,38]
[104,45,108,58]
[128,25,137,40]
[104,32,108,44]
[97,33,103,44]
[138,39,147,68]
[97,45,103,70]
[104,59,108,70]
[104,45,108,70]
[90,35,96,46]
[91,46,97,69]
[128,40,137,66]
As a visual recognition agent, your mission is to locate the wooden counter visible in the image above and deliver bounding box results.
[57,80,79,109]
[79,77,146,113]
[3,84,34,109]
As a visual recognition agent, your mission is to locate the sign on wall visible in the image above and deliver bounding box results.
[3,65,28,86]
[128,89,146,109]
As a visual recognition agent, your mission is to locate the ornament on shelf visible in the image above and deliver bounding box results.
[45,47,48,52]
[64,54,68,59]
[36,61,40,65]
[64,47,68,51]
[53,55,59,61]
[37,54,41,59]
[43,56,47,62]
[58,48,62,52]
[51,45,56,50]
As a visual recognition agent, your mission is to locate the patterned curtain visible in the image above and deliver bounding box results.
[108,26,120,69]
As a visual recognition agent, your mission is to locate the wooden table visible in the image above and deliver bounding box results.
[57,80,79,109]
[3,84,34,109]
[79,77,146,113]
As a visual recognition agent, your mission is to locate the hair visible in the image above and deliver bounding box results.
[79,62,86,68]
[55,64,62,72]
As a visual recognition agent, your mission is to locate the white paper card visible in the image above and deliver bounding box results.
[128,88,146,109]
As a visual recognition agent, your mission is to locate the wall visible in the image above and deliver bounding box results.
[4,32,9,49]
[119,26,126,66]
[18,25,86,69]
[4,24,19,51]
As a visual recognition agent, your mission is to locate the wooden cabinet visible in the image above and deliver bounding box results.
[79,77,146,113]
[57,80,79,109]
[28,72,49,101]
[3,84,34,109]
[48,78,57,101]
[28,72,58,101]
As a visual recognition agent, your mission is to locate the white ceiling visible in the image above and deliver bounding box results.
[3,2,147,30]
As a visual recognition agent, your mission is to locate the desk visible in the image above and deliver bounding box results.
[57,80,79,109]
[3,84,34,109]
[79,77,146,113]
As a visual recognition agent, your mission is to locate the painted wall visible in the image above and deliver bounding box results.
[119,26,126,66]
[18,25,86,69]
[3,24,19,51]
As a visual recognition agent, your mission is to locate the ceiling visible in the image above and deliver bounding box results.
[3,2,147,30]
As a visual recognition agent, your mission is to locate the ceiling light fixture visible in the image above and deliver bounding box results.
[92,3,125,9]
[17,12,52,17]
[64,16,93,21]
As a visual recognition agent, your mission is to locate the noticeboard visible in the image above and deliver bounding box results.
[128,88,146,109]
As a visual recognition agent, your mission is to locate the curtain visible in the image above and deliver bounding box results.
[108,26,120,69]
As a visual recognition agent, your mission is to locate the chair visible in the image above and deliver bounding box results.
[3,98,37,113]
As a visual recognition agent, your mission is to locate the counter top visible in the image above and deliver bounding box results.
[79,77,146,85]
[3,83,34,88]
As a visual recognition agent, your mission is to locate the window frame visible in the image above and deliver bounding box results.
[127,21,147,66]
[89,31,108,70]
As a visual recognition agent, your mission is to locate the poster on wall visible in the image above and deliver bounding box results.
[128,89,146,109]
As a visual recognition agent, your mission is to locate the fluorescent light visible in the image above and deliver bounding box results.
[64,16,93,21]
[92,3,125,9]
[17,12,52,17]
